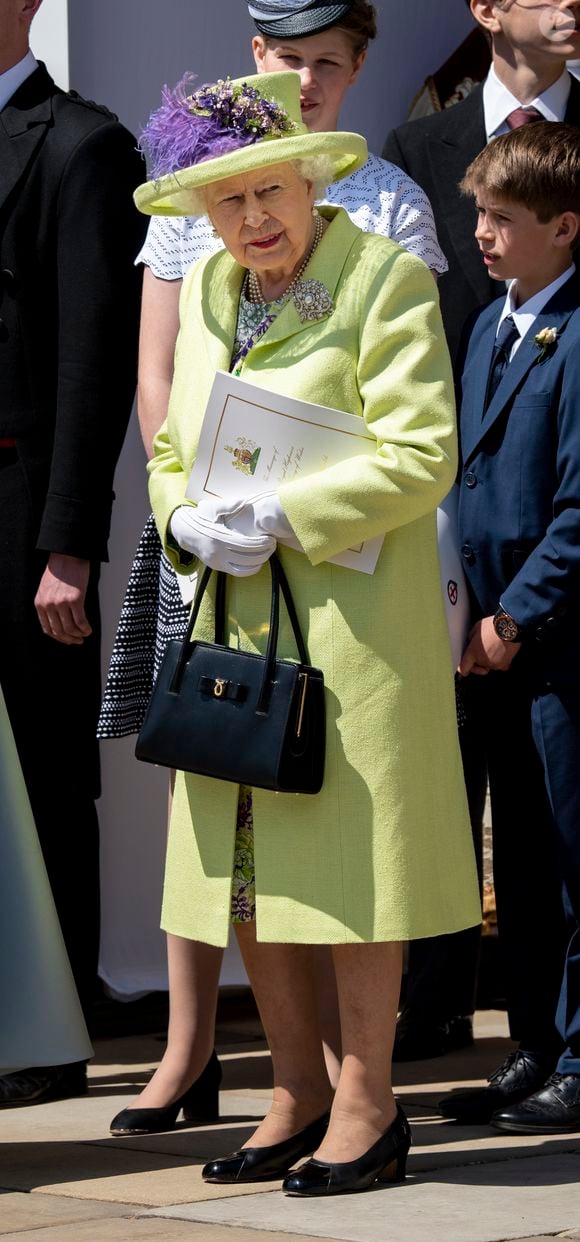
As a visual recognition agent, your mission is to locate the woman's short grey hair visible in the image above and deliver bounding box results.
[186,156,335,219]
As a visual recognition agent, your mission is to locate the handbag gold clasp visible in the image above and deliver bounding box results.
[213,678,227,698]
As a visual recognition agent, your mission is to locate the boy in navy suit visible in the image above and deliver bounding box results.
[385,3,580,1065]
[439,122,580,1133]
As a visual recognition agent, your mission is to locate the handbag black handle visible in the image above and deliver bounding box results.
[170,553,310,714]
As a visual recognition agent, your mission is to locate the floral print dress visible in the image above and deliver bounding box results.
[231,786,256,923]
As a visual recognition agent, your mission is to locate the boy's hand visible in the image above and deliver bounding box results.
[459,616,521,677]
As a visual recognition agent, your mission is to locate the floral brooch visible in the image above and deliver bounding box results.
[292,279,334,323]
[534,326,558,362]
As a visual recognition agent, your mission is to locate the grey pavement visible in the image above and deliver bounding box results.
[1,1010,580,1242]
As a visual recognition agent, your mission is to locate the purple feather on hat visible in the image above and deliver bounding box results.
[139,73,294,180]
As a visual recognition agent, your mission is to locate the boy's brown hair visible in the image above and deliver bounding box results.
[460,122,580,245]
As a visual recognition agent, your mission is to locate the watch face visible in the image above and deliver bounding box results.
[495,613,519,642]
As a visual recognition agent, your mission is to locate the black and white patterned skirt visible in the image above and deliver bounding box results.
[97,514,190,738]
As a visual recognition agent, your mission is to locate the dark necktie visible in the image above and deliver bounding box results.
[505,106,543,130]
[484,314,520,412]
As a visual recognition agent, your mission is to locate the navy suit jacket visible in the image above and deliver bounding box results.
[457,270,580,686]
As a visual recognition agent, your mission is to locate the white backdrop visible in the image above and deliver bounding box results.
[35,0,475,996]
[30,0,68,87]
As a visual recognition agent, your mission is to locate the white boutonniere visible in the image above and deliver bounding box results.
[534,326,558,361]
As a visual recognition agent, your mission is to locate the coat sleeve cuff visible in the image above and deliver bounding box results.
[36,492,113,561]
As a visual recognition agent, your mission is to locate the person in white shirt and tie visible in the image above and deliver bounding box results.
[384,0,580,364]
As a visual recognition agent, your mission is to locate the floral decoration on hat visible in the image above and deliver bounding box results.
[134,70,368,217]
[140,74,297,181]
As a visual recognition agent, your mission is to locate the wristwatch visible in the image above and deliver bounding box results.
[493,608,523,643]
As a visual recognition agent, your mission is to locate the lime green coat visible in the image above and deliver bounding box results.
[149,207,481,947]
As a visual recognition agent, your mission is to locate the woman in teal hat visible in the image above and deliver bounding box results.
[110,68,479,1196]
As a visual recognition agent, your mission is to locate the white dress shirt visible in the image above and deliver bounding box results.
[497,266,576,358]
[483,64,571,139]
[0,49,37,111]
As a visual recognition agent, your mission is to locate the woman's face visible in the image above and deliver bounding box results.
[252,28,365,133]
[204,161,315,281]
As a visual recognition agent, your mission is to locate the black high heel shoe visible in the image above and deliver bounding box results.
[110,1050,221,1135]
[202,1112,330,1183]
[282,1104,411,1196]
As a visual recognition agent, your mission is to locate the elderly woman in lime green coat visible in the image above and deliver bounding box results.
[149,204,481,1172]
[142,67,480,1194]
[150,205,479,950]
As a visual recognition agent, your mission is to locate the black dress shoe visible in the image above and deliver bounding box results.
[110,1050,221,1135]
[438,1050,554,1123]
[202,1112,329,1183]
[393,1012,473,1061]
[282,1105,412,1197]
[492,1073,580,1134]
[0,1062,88,1107]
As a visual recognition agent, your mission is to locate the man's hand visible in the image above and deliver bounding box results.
[35,554,92,645]
[459,615,521,677]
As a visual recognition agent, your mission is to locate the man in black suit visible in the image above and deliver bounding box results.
[383,0,580,1064]
[384,0,580,365]
[0,0,146,1103]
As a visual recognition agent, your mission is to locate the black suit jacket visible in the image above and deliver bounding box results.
[0,63,147,561]
[383,75,580,364]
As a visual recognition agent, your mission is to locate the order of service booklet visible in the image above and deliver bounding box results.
[185,370,384,575]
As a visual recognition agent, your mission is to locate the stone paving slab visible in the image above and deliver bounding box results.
[0,1141,274,1207]
[402,1117,580,1172]
[145,1153,580,1242]
[0,1095,266,1147]
[517,1236,580,1241]
[4,1093,575,1176]
[0,1217,331,1241]
[101,1120,580,1176]
[0,1193,134,1234]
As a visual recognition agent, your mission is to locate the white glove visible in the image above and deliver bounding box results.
[169,505,275,577]
[197,492,303,552]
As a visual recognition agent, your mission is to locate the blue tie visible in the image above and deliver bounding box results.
[484,314,520,412]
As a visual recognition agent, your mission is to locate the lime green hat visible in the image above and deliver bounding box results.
[134,70,368,217]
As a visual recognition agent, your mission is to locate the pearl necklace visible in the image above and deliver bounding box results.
[246,211,325,305]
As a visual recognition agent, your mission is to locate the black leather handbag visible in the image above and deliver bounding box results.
[135,553,325,794]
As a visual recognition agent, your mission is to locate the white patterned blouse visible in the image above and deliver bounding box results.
[137,152,448,277]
